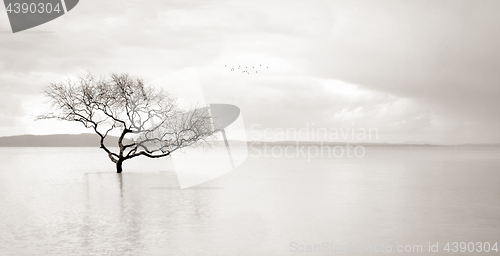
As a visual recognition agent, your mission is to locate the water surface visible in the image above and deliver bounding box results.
[0,147,499,255]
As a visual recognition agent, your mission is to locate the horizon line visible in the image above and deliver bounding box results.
[0,133,499,147]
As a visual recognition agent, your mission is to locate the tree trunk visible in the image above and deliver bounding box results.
[116,159,124,173]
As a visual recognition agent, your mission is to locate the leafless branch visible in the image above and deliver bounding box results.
[37,72,219,173]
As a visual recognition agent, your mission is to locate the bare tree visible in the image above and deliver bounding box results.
[38,72,217,173]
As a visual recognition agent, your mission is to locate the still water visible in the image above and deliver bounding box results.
[0,147,499,255]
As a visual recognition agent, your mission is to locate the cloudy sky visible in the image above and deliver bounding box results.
[0,0,499,144]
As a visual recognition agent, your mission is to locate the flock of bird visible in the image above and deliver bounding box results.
[224,64,268,74]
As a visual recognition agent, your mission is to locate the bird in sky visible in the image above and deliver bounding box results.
[224,64,269,74]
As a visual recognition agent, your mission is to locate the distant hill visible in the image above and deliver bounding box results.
[246,141,440,147]
[0,134,133,147]
[0,134,499,147]
[246,141,500,147]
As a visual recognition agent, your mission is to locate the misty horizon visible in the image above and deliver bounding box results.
[1,133,499,146]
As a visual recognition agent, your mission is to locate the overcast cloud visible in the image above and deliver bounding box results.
[0,0,498,144]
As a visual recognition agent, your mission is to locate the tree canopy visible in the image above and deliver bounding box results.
[38,72,217,173]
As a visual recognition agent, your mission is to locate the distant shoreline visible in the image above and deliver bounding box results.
[0,134,499,147]
[0,134,132,147]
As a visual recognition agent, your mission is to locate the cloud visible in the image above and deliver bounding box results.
[0,0,498,143]
[308,0,500,132]
[0,94,23,128]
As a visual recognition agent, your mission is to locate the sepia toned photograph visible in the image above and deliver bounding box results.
[0,0,499,255]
